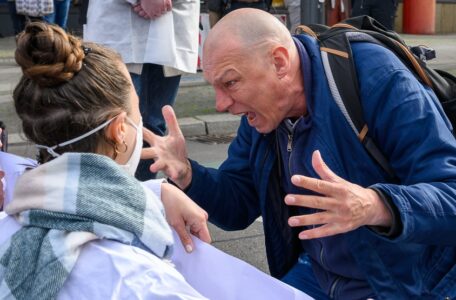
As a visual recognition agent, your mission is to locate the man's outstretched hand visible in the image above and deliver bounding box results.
[141,105,193,190]
[285,150,393,240]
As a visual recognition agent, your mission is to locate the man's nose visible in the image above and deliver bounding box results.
[215,89,233,112]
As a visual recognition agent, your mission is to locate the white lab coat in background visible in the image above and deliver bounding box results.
[84,0,200,76]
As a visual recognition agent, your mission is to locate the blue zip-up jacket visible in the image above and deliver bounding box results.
[187,34,456,299]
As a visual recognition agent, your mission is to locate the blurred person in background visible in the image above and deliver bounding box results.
[351,0,398,30]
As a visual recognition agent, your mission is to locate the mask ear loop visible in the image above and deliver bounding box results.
[125,116,141,131]
[36,116,118,158]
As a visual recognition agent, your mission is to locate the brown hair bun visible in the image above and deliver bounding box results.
[15,22,85,87]
[14,22,131,163]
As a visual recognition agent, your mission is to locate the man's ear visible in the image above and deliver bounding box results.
[271,45,290,79]
[106,112,127,144]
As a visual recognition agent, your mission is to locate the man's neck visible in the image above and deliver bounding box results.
[286,46,307,118]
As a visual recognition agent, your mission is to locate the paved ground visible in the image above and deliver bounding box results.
[1,32,456,276]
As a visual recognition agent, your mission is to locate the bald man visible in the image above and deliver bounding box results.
[144,8,456,299]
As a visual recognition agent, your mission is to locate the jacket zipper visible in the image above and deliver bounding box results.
[329,277,341,299]
[287,133,294,178]
[287,124,327,281]
[285,121,339,298]
[320,246,325,265]
[287,133,293,152]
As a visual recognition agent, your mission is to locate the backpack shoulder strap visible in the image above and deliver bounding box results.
[299,21,397,179]
[298,16,456,179]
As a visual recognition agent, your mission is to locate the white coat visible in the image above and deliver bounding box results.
[84,0,200,75]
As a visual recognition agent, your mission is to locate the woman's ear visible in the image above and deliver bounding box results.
[271,45,290,79]
[106,112,127,145]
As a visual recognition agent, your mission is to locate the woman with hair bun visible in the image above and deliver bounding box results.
[0,22,210,299]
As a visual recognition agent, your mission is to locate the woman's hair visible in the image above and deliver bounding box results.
[13,22,132,163]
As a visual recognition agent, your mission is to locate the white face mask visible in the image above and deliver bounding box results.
[119,117,143,176]
[36,115,143,176]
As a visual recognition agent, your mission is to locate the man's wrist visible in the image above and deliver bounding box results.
[178,161,192,190]
[368,187,402,238]
[368,188,393,227]
[169,160,193,191]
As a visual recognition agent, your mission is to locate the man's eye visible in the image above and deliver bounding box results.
[224,80,236,88]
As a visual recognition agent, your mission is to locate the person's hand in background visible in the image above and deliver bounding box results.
[132,0,172,19]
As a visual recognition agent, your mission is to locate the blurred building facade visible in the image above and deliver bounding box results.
[0,0,455,37]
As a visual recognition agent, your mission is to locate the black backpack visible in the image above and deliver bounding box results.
[296,15,456,179]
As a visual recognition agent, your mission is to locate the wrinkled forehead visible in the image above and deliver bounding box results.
[202,42,246,82]
[203,38,273,83]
